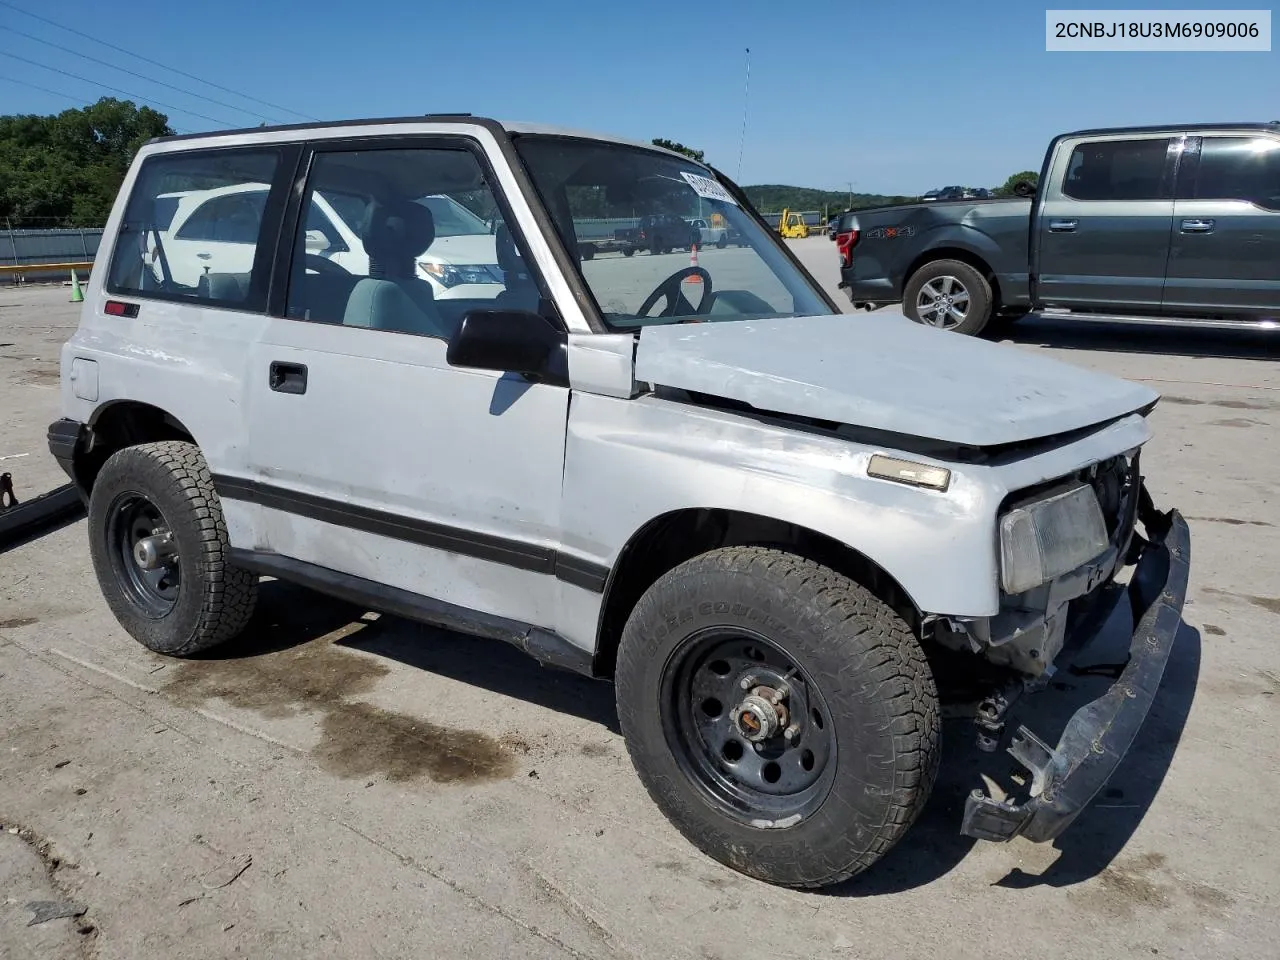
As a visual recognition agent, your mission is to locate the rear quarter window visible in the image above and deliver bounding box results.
[105,147,285,311]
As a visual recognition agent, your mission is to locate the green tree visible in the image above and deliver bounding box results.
[0,97,174,228]
[741,184,915,214]
[651,138,705,162]
[995,170,1039,197]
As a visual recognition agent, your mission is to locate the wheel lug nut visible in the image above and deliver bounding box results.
[783,724,800,742]
[740,675,756,690]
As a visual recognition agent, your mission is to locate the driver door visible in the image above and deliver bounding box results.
[238,137,573,631]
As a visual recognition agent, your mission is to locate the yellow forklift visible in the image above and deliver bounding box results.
[777,209,809,239]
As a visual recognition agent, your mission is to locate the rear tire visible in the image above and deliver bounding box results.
[716,234,728,249]
[903,259,992,336]
[88,441,257,657]
[623,247,636,257]
[615,546,940,888]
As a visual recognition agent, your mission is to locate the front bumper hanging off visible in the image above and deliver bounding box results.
[960,482,1190,844]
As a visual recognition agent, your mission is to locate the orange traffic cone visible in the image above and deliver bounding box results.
[686,243,702,284]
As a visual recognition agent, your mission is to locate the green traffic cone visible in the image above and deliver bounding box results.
[69,269,84,303]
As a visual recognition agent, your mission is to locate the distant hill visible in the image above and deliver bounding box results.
[741,184,919,214]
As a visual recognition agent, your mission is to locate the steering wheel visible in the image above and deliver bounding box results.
[636,267,714,319]
[304,254,352,277]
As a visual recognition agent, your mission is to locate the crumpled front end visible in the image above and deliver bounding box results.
[960,481,1189,843]
[939,453,1142,677]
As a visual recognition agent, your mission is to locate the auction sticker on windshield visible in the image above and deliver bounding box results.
[681,172,739,206]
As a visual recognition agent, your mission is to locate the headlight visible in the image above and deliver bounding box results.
[418,262,503,288]
[999,483,1108,595]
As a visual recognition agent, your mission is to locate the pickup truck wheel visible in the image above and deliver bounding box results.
[623,247,636,257]
[716,234,728,249]
[903,260,992,335]
[87,440,257,657]
[615,546,940,888]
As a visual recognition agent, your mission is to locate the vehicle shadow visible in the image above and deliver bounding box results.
[341,619,621,734]
[1002,315,1278,362]
[202,577,620,733]
[827,609,1202,898]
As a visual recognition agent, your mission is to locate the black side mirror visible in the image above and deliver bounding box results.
[1012,181,1036,198]
[446,309,568,384]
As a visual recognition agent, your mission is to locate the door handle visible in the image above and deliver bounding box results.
[196,252,212,259]
[268,361,308,395]
[1180,218,1215,233]
[1048,218,1078,233]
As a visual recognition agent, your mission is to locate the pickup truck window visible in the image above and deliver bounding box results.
[1189,137,1280,211]
[514,136,830,330]
[1063,138,1171,202]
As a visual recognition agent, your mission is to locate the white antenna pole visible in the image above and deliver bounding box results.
[736,47,751,181]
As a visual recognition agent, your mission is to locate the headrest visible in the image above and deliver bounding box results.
[361,200,436,275]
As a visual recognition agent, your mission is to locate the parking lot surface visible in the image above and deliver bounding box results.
[2,239,1278,958]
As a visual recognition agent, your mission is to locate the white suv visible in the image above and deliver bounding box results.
[47,115,1189,889]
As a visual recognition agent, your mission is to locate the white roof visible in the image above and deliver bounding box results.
[143,116,700,165]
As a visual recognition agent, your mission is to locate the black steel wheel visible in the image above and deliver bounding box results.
[662,627,836,825]
[88,441,256,656]
[615,546,940,888]
[105,492,181,618]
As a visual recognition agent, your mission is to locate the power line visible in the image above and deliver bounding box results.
[0,24,283,124]
[0,0,318,121]
[0,49,240,127]
[0,72,191,132]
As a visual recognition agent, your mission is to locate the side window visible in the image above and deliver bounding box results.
[1190,137,1280,211]
[106,148,283,309]
[1062,138,1171,201]
[285,146,538,338]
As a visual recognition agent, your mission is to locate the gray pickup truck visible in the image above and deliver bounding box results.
[837,122,1280,336]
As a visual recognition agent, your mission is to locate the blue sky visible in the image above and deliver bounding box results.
[0,0,1276,194]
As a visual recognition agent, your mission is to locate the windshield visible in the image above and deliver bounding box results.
[513,136,831,330]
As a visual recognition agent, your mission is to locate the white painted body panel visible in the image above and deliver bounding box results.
[558,391,1150,620]
[244,319,570,631]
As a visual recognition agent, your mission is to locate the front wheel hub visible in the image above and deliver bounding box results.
[734,691,787,742]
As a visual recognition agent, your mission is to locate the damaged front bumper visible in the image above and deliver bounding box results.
[960,483,1190,844]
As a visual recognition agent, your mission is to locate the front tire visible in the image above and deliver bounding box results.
[903,259,992,336]
[615,546,940,888]
[716,234,728,249]
[88,441,257,657]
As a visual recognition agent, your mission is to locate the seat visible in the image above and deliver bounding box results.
[493,222,540,313]
[342,199,452,339]
[196,272,251,302]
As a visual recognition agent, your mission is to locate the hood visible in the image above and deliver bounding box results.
[633,312,1158,448]
[421,234,498,265]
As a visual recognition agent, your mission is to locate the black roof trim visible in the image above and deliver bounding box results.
[145,113,498,147]
[1058,121,1279,137]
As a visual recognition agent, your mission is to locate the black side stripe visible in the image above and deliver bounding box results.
[213,474,609,593]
